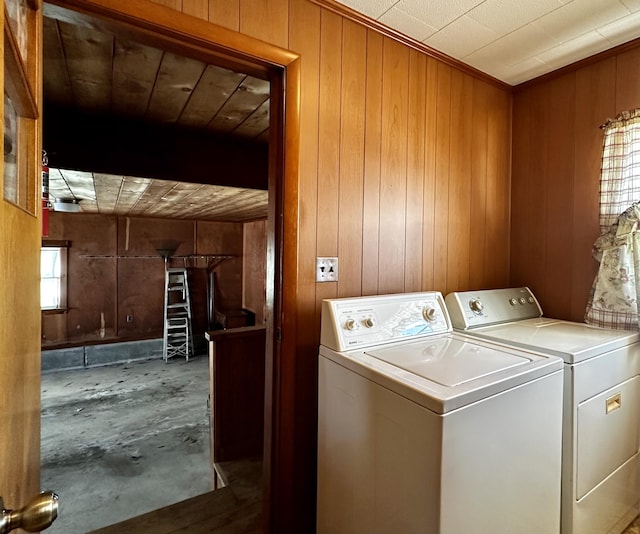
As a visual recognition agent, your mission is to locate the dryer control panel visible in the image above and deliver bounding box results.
[320,291,451,352]
[445,287,543,330]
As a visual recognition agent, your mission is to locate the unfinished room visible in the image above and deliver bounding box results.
[38,7,270,533]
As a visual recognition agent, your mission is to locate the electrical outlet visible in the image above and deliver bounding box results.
[316,257,338,282]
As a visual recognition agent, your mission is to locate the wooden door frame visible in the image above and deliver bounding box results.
[41,1,300,532]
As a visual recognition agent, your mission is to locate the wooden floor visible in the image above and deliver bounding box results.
[625,515,640,534]
[89,455,640,534]
[89,458,262,534]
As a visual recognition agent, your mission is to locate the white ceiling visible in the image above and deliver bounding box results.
[336,0,640,85]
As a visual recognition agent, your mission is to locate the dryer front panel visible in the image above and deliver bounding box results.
[576,375,640,499]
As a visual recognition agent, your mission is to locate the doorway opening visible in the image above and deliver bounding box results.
[39,2,282,531]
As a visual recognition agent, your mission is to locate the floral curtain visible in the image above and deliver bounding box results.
[585,109,640,330]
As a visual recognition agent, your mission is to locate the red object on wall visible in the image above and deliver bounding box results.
[42,151,49,237]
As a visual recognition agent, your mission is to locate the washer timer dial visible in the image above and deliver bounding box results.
[344,318,357,331]
[469,298,484,314]
[422,306,437,322]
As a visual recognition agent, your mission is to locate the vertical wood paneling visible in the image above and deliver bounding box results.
[337,20,366,297]
[239,0,289,49]
[571,59,616,319]
[182,0,209,20]
[289,0,320,341]
[433,62,451,292]
[469,79,489,289]
[446,70,473,293]
[512,84,548,298]
[615,47,640,113]
[316,10,342,261]
[314,9,342,330]
[149,0,182,10]
[511,50,640,322]
[527,86,549,296]
[544,74,575,318]
[208,0,240,30]
[361,30,383,296]
[422,57,438,290]
[243,220,267,324]
[488,87,511,288]
[378,38,409,294]
[511,90,533,289]
[404,49,426,293]
[289,2,320,346]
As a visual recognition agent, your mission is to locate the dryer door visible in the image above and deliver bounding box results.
[576,375,640,499]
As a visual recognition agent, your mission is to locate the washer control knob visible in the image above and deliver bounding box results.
[469,298,484,313]
[363,317,375,328]
[345,319,356,331]
[509,298,518,306]
[527,296,535,304]
[519,297,527,305]
[422,307,437,322]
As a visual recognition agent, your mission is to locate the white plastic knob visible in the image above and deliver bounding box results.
[422,307,437,322]
[469,299,484,313]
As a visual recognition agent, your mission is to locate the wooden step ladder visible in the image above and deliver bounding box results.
[163,268,193,361]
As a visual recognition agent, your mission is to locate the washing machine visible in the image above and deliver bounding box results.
[317,291,564,534]
[445,287,640,534]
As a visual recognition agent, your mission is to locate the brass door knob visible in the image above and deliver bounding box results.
[0,491,59,533]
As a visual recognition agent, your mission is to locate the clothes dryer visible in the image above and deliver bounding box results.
[317,291,564,534]
[445,287,640,534]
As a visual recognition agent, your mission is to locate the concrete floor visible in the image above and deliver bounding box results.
[41,353,640,534]
[41,355,213,534]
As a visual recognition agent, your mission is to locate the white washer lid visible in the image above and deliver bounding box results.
[365,337,531,387]
[471,318,639,363]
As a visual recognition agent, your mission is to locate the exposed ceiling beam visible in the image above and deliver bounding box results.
[43,103,269,190]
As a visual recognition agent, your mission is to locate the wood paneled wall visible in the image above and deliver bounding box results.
[42,213,245,345]
[243,219,267,324]
[133,0,513,531]
[512,44,640,322]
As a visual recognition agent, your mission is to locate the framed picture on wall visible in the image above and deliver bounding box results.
[3,0,40,214]
[5,0,29,63]
[3,93,18,203]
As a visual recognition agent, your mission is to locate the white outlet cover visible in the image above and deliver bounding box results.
[316,257,338,282]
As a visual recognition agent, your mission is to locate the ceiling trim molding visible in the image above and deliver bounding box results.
[308,0,510,90]
[514,36,640,92]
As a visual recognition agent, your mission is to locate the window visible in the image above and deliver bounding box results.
[585,109,640,330]
[598,109,640,233]
[41,243,68,310]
